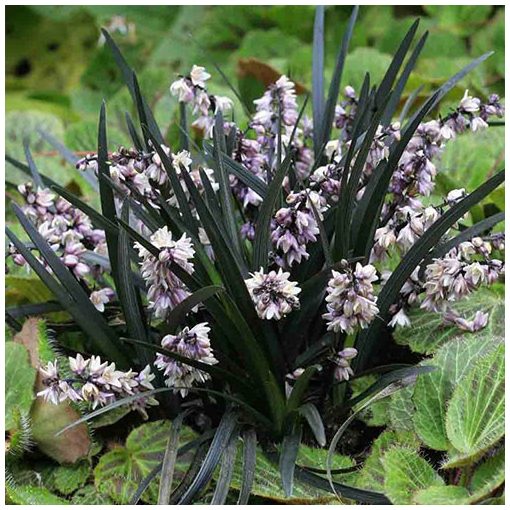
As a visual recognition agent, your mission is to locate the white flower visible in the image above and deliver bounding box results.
[214,95,233,114]
[459,90,480,113]
[245,268,301,320]
[170,77,194,102]
[446,188,465,205]
[90,287,114,312]
[190,65,211,87]
[388,308,411,328]
[471,116,488,132]
[172,150,192,172]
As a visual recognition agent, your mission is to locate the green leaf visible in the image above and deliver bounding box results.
[468,448,505,502]
[349,375,390,427]
[382,447,444,504]
[357,430,419,492]
[444,345,504,466]
[412,331,501,451]
[5,342,36,431]
[229,446,342,503]
[6,484,67,505]
[94,420,196,504]
[413,485,470,505]
[394,285,504,354]
[71,485,114,505]
[53,462,91,495]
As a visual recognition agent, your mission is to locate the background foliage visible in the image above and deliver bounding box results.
[6,5,504,187]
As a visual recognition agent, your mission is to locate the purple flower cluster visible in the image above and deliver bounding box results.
[170,65,233,138]
[390,91,504,201]
[270,191,321,267]
[323,262,379,334]
[372,199,441,261]
[10,182,106,280]
[421,237,504,312]
[154,322,218,396]
[245,268,301,320]
[134,226,195,319]
[334,86,358,141]
[37,354,157,417]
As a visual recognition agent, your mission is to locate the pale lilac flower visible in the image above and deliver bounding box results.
[333,347,358,382]
[189,65,211,87]
[89,287,114,312]
[245,268,301,320]
[170,77,194,102]
[443,309,489,332]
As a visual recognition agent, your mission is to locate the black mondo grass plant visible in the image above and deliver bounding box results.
[6,6,505,505]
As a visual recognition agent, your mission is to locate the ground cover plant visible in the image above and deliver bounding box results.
[5,5,505,505]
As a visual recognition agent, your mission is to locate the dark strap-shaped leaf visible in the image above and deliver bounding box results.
[101,28,163,146]
[428,211,504,264]
[345,365,435,409]
[6,301,64,318]
[161,285,224,335]
[211,430,239,505]
[279,425,303,498]
[286,365,319,413]
[312,6,325,155]
[178,409,239,504]
[23,141,44,189]
[116,201,149,363]
[203,142,268,199]
[381,30,428,126]
[11,205,128,365]
[374,19,420,111]
[294,464,390,504]
[252,151,292,271]
[158,410,192,504]
[237,429,257,505]
[125,111,144,152]
[97,102,121,287]
[320,6,359,154]
[299,403,326,447]
[211,112,243,257]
